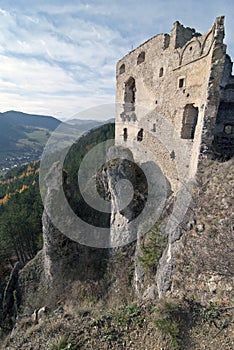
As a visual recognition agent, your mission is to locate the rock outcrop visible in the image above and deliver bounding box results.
[18,161,110,314]
[2,262,23,322]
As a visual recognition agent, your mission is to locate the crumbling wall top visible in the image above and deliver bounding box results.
[117,33,169,64]
[170,21,201,49]
[117,16,226,67]
[214,15,225,43]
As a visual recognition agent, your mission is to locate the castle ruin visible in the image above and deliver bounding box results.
[115,16,234,193]
[114,16,234,295]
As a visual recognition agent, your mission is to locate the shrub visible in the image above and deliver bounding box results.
[139,226,167,274]
[115,304,144,327]
[155,301,182,350]
[50,336,77,350]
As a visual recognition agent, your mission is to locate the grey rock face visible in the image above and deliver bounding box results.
[99,146,148,248]
[42,162,109,285]
[2,262,23,321]
[17,160,110,314]
[102,145,181,298]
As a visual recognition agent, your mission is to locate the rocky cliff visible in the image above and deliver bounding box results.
[1,156,233,350]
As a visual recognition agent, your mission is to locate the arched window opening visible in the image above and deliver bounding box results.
[181,104,198,139]
[123,128,128,141]
[224,124,233,134]
[137,52,145,65]
[137,128,143,142]
[159,67,164,77]
[124,77,136,113]
[152,123,156,132]
[119,63,125,74]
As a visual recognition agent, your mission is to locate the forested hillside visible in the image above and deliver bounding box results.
[0,111,61,169]
[0,111,111,171]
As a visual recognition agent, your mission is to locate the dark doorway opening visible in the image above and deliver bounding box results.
[181,104,198,139]
[124,77,136,113]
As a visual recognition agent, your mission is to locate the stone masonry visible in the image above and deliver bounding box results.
[116,16,233,191]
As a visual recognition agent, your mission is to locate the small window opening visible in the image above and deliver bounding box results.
[132,113,137,122]
[159,67,164,77]
[137,128,143,141]
[224,124,233,134]
[179,78,185,88]
[181,104,198,139]
[119,64,125,74]
[170,150,176,160]
[189,46,193,51]
[152,123,156,132]
[123,128,128,141]
[155,100,158,104]
[137,52,145,65]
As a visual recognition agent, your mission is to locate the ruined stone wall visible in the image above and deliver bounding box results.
[212,53,234,159]
[115,17,228,186]
[114,17,233,297]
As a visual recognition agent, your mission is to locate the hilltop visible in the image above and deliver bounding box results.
[0,111,110,171]
[0,111,61,170]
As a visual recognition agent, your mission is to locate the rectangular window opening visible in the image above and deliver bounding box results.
[179,78,185,88]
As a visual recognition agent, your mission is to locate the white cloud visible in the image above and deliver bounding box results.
[0,53,115,119]
[0,0,233,119]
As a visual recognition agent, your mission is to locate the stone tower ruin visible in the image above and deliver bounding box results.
[115,16,234,192]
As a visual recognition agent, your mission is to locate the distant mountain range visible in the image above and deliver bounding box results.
[67,118,115,130]
[0,110,113,171]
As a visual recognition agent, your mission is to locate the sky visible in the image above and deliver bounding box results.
[0,0,233,121]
